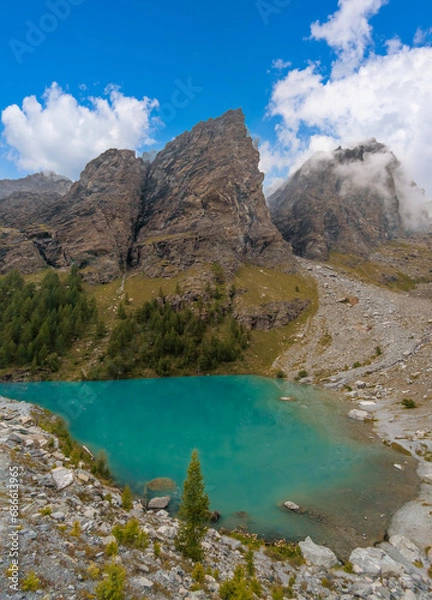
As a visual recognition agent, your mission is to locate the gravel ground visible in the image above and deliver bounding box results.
[275,258,432,553]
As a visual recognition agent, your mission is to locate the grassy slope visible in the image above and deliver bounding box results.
[0,264,318,381]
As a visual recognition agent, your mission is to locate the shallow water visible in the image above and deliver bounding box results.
[0,376,418,557]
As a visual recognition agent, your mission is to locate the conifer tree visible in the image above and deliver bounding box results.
[121,485,133,510]
[175,450,210,562]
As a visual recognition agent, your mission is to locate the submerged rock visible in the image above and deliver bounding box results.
[146,477,177,492]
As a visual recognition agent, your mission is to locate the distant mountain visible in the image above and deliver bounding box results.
[0,172,72,200]
[0,110,295,280]
[268,140,428,260]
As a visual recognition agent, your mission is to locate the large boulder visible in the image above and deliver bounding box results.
[299,536,338,569]
[349,547,405,578]
[389,535,423,564]
[147,496,170,510]
[51,467,74,491]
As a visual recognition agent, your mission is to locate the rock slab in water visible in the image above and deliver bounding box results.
[148,496,170,510]
[51,467,74,491]
[299,536,338,568]
[283,501,301,512]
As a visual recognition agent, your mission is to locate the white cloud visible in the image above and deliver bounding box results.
[311,0,388,78]
[1,83,159,180]
[414,27,432,46]
[272,59,292,70]
[262,1,432,212]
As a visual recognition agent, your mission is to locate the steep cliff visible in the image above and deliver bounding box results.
[269,140,411,260]
[0,110,295,281]
[130,108,295,277]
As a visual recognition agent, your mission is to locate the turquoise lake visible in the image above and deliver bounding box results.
[0,376,418,557]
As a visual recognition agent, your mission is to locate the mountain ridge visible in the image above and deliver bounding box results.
[0,109,296,281]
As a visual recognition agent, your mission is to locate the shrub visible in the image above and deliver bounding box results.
[343,561,354,573]
[264,541,304,566]
[298,370,308,379]
[21,571,41,591]
[219,566,258,600]
[112,518,149,549]
[274,369,286,379]
[191,562,206,584]
[271,586,284,600]
[87,562,101,580]
[153,540,161,557]
[245,548,255,577]
[70,521,81,538]
[402,398,417,409]
[95,563,126,600]
[39,506,52,516]
[121,484,133,510]
[105,541,119,557]
[92,452,112,481]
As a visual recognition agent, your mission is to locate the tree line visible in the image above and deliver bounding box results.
[95,292,249,379]
[0,267,97,373]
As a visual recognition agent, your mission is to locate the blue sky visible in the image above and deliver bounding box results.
[0,0,431,193]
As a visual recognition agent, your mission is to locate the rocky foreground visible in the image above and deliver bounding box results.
[0,396,432,599]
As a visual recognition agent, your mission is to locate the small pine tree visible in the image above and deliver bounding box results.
[175,450,210,562]
[117,302,127,320]
[121,484,133,510]
[95,562,126,600]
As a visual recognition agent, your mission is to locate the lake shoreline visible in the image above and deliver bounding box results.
[1,392,431,598]
[0,374,424,559]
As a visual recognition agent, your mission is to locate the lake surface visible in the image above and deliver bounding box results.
[0,376,418,557]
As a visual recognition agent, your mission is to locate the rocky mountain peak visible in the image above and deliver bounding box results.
[268,140,416,260]
[0,110,295,281]
[130,108,294,277]
[0,171,72,200]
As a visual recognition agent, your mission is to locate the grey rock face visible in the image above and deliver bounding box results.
[269,139,408,260]
[0,110,296,281]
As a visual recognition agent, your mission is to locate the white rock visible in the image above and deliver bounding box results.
[157,525,177,539]
[283,501,301,511]
[348,409,372,422]
[51,467,74,491]
[221,535,242,550]
[349,547,404,578]
[148,496,170,510]
[134,576,153,589]
[389,535,422,564]
[401,591,417,600]
[299,536,338,569]
[51,512,66,521]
